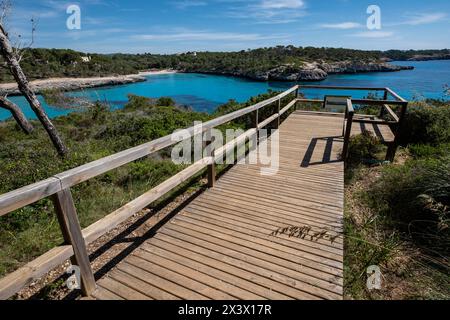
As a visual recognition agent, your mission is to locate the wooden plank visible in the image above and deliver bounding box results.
[279,99,297,116]
[257,113,279,129]
[300,85,386,91]
[126,255,241,300]
[296,98,323,104]
[212,185,343,217]
[351,121,395,143]
[216,176,344,207]
[109,268,175,300]
[117,260,208,300]
[91,286,124,300]
[0,178,61,217]
[383,105,400,122]
[98,277,150,300]
[144,237,320,300]
[353,118,396,125]
[179,207,343,271]
[154,229,340,300]
[184,202,343,254]
[0,245,72,300]
[53,189,96,296]
[351,98,404,106]
[134,247,279,300]
[214,129,257,161]
[167,217,343,285]
[193,194,343,229]
[385,87,407,102]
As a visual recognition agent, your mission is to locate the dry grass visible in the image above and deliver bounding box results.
[344,150,450,300]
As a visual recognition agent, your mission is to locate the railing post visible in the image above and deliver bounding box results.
[255,108,260,143]
[295,87,300,110]
[52,188,96,296]
[342,101,354,165]
[342,106,348,137]
[379,90,388,118]
[277,99,281,128]
[386,101,408,162]
[204,130,216,188]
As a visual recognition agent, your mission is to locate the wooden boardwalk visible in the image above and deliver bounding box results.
[91,111,345,300]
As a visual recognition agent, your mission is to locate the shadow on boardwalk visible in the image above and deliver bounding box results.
[301,136,344,167]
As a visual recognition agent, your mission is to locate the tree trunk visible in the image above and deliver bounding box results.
[0,25,68,156]
[0,96,34,133]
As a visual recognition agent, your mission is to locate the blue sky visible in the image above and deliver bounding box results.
[5,0,450,53]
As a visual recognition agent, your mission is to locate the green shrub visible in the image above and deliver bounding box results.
[346,132,384,167]
[156,97,176,107]
[409,143,450,159]
[366,157,450,245]
[124,94,155,110]
[97,106,210,148]
[89,101,109,121]
[400,102,450,145]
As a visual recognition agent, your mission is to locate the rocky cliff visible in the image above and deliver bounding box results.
[186,61,414,82]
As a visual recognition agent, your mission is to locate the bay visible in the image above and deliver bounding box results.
[1,60,448,121]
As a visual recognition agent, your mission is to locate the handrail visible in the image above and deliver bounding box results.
[385,87,407,102]
[382,104,400,123]
[299,85,386,91]
[0,85,300,300]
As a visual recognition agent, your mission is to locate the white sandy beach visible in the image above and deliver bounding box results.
[138,69,178,76]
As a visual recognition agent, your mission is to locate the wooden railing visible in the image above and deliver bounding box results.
[0,85,299,300]
[297,85,408,162]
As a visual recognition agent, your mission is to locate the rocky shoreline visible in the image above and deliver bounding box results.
[185,61,414,82]
[0,74,147,96]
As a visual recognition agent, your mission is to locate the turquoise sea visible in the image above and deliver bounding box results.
[1,60,449,121]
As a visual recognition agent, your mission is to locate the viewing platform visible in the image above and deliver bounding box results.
[0,85,408,300]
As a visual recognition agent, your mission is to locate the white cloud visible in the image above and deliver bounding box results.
[258,0,305,10]
[132,30,288,42]
[172,0,208,9]
[320,22,362,30]
[352,31,394,38]
[227,0,307,24]
[403,13,447,25]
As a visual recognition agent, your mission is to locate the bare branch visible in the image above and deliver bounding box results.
[0,0,11,28]
[0,95,34,134]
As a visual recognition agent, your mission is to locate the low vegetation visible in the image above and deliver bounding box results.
[344,99,450,299]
